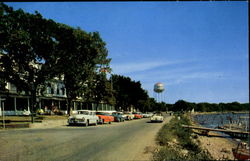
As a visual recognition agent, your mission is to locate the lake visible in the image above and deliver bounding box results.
[192,112,249,142]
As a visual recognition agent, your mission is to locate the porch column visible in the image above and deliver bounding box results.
[14,97,17,112]
[58,101,61,110]
[27,97,30,111]
[39,101,41,109]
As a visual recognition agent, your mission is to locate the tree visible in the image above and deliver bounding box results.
[173,100,190,112]
[53,25,111,115]
[0,3,59,121]
[111,74,150,112]
[86,72,114,111]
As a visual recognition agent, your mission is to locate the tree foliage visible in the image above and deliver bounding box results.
[0,3,111,115]
[111,74,150,112]
[0,3,60,113]
[168,100,249,112]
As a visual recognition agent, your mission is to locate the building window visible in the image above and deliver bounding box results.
[61,88,65,95]
[51,88,54,94]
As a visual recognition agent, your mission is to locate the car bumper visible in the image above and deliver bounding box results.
[68,119,87,125]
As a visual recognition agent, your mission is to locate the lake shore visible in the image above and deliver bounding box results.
[191,111,249,116]
[194,130,237,160]
[189,113,245,160]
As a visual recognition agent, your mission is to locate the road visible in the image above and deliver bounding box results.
[0,116,171,161]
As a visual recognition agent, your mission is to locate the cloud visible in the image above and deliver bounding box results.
[110,61,167,74]
[127,64,225,87]
[110,59,195,74]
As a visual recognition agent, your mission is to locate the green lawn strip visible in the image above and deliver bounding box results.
[153,114,213,161]
[0,115,68,121]
[39,115,68,120]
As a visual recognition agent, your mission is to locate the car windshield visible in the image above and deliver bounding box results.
[78,111,89,115]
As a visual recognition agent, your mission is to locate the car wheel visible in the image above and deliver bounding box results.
[109,121,111,124]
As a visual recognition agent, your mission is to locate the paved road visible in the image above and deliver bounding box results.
[0,116,171,161]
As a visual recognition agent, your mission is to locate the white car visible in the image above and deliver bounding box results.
[150,113,164,123]
[142,112,153,118]
[68,110,99,126]
[115,112,127,120]
[123,112,135,120]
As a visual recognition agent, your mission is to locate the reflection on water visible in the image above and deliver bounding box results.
[192,112,250,142]
[193,112,249,130]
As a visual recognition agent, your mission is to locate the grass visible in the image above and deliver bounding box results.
[0,115,68,121]
[153,114,213,161]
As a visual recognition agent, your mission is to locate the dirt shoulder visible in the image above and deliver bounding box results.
[190,114,238,160]
[195,130,236,160]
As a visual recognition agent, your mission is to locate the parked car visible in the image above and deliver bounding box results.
[150,113,164,123]
[68,110,99,126]
[142,112,154,118]
[132,112,143,119]
[96,112,114,124]
[112,112,125,122]
[116,112,127,120]
[123,112,135,120]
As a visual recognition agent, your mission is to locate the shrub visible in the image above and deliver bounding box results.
[153,146,185,161]
[153,114,213,161]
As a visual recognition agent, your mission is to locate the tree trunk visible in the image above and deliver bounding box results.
[66,98,72,116]
[95,103,99,111]
[30,84,37,123]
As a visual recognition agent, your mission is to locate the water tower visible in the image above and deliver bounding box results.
[154,82,165,103]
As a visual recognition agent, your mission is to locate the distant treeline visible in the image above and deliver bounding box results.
[158,100,249,112]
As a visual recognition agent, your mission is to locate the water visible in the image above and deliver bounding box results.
[192,112,250,143]
[193,112,249,130]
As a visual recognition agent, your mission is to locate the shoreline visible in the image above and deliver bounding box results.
[196,131,236,160]
[192,111,249,116]
[188,113,248,160]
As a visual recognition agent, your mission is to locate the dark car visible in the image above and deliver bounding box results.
[112,112,125,122]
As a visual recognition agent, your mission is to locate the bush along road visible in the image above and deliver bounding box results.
[153,113,213,161]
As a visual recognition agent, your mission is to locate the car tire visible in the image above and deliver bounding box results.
[109,121,111,124]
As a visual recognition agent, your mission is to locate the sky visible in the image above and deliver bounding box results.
[5,2,249,104]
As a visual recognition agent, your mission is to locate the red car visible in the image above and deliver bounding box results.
[96,112,114,124]
[132,112,143,119]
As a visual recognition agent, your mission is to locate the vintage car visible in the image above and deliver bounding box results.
[112,112,125,122]
[132,112,143,119]
[117,112,127,120]
[142,112,153,118]
[96,112,114,124]
[123,112,135,120]
[68,110,99,126]
[150,113,164,123]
